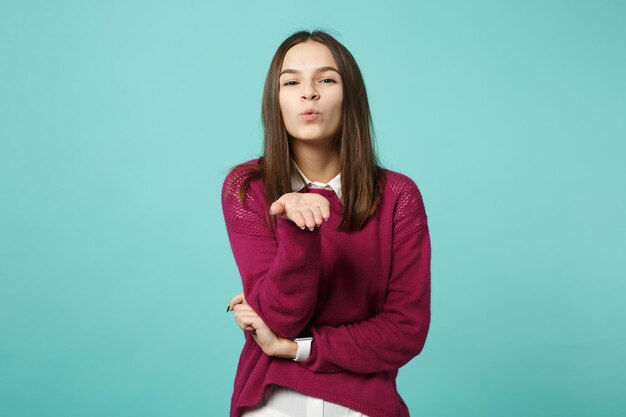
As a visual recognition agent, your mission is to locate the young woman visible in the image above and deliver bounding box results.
[222,30,431,417]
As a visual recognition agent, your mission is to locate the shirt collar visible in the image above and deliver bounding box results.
[291,161,342,201]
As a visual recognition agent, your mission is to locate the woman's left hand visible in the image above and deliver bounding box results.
[228,293,295,358]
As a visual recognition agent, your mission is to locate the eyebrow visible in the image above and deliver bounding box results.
[279,66,340,77]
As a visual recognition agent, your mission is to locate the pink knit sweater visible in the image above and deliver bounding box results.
[221,159,431,417]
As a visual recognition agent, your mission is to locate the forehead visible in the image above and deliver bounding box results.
[281,41,338,71]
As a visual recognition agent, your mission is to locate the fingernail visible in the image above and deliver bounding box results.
[300,226,306,230]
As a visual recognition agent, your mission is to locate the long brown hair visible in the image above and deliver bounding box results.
[229,30,384,232]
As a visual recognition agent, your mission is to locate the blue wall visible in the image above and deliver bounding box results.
[1,1,625,416]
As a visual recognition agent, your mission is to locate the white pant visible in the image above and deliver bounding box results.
[241,385,369,417]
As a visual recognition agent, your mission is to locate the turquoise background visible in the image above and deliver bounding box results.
[1,0,625,416]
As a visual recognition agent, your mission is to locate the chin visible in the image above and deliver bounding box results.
[299,133,323,140]
[293,129,330,142]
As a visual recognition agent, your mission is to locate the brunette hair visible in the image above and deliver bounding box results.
[228,30,384,231]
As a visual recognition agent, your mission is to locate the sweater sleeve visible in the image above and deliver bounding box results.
[299,176,431,374]
[221,165,322,339]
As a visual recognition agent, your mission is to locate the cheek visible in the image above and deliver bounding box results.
[278,92,288,116]
[278,92,296,134]
[279,96,298,128]
[329,95,343,124]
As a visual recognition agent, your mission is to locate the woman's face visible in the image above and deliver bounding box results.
[279,41,343,145]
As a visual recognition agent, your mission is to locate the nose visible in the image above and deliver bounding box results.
[301,82,319,101]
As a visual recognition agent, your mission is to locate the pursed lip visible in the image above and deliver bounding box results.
[300,109,320,115]
[300,112,320,121]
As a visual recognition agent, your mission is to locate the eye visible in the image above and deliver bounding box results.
[320,78,336,84]
[283,80,299,86]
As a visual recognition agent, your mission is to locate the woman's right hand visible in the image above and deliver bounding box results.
[269,192,330,230]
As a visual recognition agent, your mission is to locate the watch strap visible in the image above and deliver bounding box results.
[293,336,313,362]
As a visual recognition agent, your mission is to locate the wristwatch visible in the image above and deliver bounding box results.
[293,329,313,362]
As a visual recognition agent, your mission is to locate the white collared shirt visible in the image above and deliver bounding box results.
[291,161,342,201]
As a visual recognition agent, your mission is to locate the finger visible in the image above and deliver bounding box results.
[234,310,259,321]
[233,303,255,312]
[235,313,258,331]
[227,293,245,312]
[288,210,307,230]
[311,206,324,226]
[300,208,317,230]
[237,311,266,330]
[269,200,285,216]
[233,315,248,331]
[235,317,253,330]
[239,314,261,330]
[239,320,255,332]
[320,204,331,222]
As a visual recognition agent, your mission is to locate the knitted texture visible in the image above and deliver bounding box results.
[221,159,431,417]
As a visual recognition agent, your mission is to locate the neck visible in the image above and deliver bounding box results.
[291,140,340,183]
